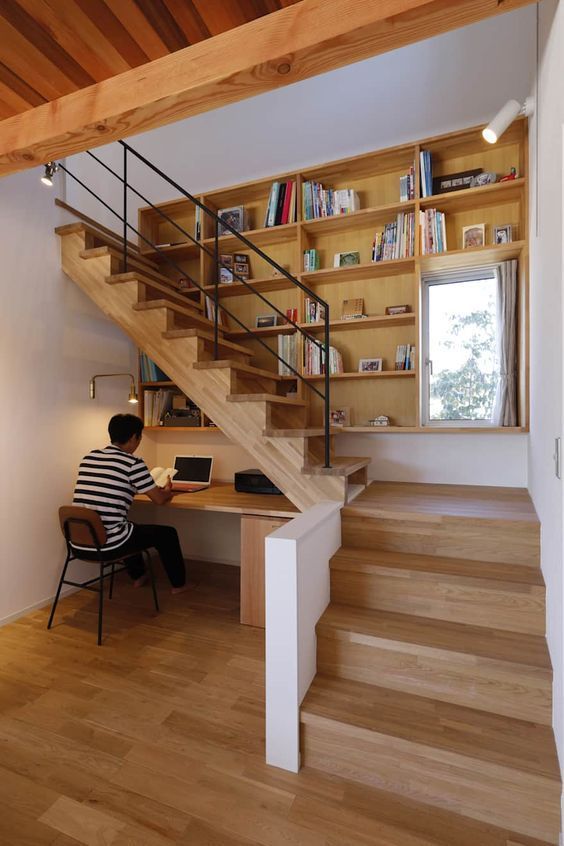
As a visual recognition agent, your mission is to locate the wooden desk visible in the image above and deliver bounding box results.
[136,483,298,626]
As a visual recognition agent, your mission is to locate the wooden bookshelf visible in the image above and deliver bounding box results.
[138,118,529,432]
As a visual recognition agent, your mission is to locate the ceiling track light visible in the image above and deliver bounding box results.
[40,160,59,186]
[482,97,535,144]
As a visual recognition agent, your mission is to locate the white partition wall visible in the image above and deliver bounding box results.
[265,502,341,772]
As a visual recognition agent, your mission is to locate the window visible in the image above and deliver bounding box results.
[422,267,499,426]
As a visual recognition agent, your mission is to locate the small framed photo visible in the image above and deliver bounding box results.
[220,254,233,267]
[218,206,246,236]
[358,357,383,373]
[334,251,360,267]
[233,253,249,265]
[256,314,277,329]
[330,407,351,427]
[234,261,250,278]
[462,224,485,249]
[219,266,234,284]
[385,304,410,315]
[493,224,512,245]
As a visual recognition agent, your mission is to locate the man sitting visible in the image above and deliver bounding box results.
[72,413,189,594]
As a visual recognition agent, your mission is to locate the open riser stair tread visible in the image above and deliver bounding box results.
[193,359,286,382]
[107,270,204,311]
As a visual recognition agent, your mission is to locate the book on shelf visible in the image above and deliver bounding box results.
[285,307,298,323]
[399,166,415,201]
[265,180,297,227]
[302,182,360,220]
[205,296,228,326]
[304,298,326,324]
[144,389,173,427]
[341,298,365,320]
[139,352,169,383]
[372,212,415,261]
[420,150,433,198]
[278,333,298,376]
[303,249,320,272]
[419,209,447,254]
[304,339,343,375]
[395,344,416,370]
[195,206,201,241]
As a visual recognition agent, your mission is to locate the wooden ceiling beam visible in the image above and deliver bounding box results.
[0,0,536,177]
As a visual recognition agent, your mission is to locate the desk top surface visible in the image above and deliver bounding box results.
[135,481,298,519]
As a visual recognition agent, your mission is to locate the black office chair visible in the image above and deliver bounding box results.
[48,506,159,645]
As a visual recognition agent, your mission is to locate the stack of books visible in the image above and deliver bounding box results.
[395,344,416,370]
[302,182,360,220]
[278,333,298,376]
[399,166,415,201]
[303,249,320,271]
[420,150,433,197]
[304,340,343,375]
[304,298,326,323]
[139,352,169,383]
[264,181,297,227]
[372,212,415,261]
[419,209,447,254]
[144,389,173,427]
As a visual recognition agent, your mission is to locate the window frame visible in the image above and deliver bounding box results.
[421,265,499,428]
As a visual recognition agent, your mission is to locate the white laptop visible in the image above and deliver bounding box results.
[171,455,214,492]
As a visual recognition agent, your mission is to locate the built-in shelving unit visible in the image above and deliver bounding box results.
[138,119,528,432]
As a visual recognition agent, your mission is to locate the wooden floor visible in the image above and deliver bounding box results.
[0,561,556,846]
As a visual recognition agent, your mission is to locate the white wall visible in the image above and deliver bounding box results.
[0,170,137,624]
[64,5,536,488]
[529,0,564,773]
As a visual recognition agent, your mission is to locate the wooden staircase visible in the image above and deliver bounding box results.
[55,221,370,511]
[301,482,562,845]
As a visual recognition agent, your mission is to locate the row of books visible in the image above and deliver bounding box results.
[372,212,415,262]
[278,333,298,376]
[302,182,360,220]
[139,352,169,383]
[395,344,416,370]
[264,181,297,227]
[420,149,433,198]
[143,389,173,427]
[303,248,320,272]
[304,298,326,324]
[420,209,448,254]
[399,166,415,202]
[303,339,343,376]
[205,295,228,326]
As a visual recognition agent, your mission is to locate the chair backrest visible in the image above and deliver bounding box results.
[59,506,107,548]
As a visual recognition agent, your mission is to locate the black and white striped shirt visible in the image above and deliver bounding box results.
[72,445,156,550]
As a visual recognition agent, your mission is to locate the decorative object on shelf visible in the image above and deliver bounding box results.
[330,407,351,427]
[334,251,360,267]
[432,168,482,195]
[399,166,415,201]
[493,224,513,245]
[462,223,486,249]
[256,314,278,328]
[178,277,192,291]
[469,172,497,188]
[373,212,415,261]
[386,304,410,315]
[285,308,298,323]
[219,254,234,284]
[420,209,447,254]
[303,248,320,272]
[482,97,534,144]
[419,149,432,197]
[302,182,360,219]
[234,254,250,280]
[304,299,326,323]
[218,205,247,236]
[341,298,365,320]
[500,167,518,182]
[368,415,391,427]
[395,344,416,370]
[358,358,383,373]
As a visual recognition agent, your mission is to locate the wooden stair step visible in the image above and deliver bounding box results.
[133,298,215,332]
[302,456,370,476]
[193,359,285,382]
[162,328,253,358]
[227,393,306,406]
[300,676,561,844]
[55,220,147,260]
[263,427,327,437]
[107,270,203,311]
[302,674,559,780]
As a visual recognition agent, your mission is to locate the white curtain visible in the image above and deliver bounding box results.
[492,259,518,426]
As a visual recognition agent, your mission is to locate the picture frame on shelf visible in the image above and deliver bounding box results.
[330,407,351,427]
[359,358,383,373]
[334,251,360,267]
[385,304,410,315]
[256,314,278,329]
[462,224,486,249]
[493,224,513,244]
[219,266,234,284]
[218,206,247,236]
[431,168,482,195]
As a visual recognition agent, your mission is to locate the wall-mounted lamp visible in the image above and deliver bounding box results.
[482,97,535,144]
[41,161,59,186]
[89,373,138,404]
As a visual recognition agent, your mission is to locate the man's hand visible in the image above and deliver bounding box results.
[146,479,174,505]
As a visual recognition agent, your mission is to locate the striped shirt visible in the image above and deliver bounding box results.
[72,445,156,550]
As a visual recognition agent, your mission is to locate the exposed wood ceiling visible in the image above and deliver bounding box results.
[0,0,302,119]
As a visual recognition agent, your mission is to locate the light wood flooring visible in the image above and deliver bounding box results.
[0,561,557,846]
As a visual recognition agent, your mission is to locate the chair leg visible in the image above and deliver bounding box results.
[109,562,115,600]
[47,555,71,630]
[145,551,160,613]
[97,563,104,646]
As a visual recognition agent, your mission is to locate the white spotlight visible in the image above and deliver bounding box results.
[41,161,59,186]
[482,98,534,144]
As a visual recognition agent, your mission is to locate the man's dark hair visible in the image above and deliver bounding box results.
[108,414,144,445]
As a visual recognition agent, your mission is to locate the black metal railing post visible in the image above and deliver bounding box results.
[324,307,331,468]
[123,146,128,272]
[213,217,219,360]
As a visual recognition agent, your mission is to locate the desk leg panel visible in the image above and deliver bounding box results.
[240,515,290,628]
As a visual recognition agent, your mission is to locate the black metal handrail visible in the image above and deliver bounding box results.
[58,141,332,467]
